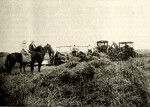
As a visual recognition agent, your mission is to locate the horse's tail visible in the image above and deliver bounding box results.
[5,55,10,72]
[5,55,10,69]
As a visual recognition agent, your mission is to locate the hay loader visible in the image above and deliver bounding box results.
[118,41,137,60]
[96,40,108,53]
[106,41,137,61]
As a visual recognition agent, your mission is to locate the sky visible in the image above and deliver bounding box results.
[0,0,150,52]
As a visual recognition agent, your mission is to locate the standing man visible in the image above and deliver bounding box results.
[29,40,36,51]
[88,44,92,51]
[87,44,92,55]
[72,45,77,56]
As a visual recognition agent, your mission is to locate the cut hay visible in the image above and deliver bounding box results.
[1,56,150,106]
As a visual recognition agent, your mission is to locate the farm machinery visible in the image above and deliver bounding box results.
[118,42,137,60]
[53,40,137,65]
[54,45,90,65]
[95,40,137,60]
[96,40,108,53]
[108,41,137,60]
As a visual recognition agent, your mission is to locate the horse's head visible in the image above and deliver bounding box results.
[44,44,54,55]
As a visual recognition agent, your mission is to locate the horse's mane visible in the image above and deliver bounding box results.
[43,44,54,54]
[33,45,45,55]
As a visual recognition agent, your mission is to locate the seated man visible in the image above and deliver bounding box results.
[21,49,31,63]
[29,40,36,51]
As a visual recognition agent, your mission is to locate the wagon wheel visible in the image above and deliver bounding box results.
[117,52,123,60]
[132,50,137,58]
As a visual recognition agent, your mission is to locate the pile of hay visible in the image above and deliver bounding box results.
[1,57,150,106]
[25,57,150,106]
[0,52,9,57]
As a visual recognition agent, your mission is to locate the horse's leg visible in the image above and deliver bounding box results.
[5,63,10,74]
[30,54,35,73]
[8,67,12,74]
[30,61,34,73]
[8,62,15,74]
[49,53,53,65]
[50,57,54,65]
[23,63,26,72]
[20,62,22,73]
[7,67,11,74]
[38,62,42,72]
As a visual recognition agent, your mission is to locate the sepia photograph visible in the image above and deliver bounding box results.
[0,0,150,106]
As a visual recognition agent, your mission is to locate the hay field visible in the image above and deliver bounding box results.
[0,51,150,107]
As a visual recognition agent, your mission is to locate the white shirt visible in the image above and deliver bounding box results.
[88,45,92,50]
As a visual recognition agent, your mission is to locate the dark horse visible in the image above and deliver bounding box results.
[5,52,23,74]
[5,44,54,74]
[29,44,54,72]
